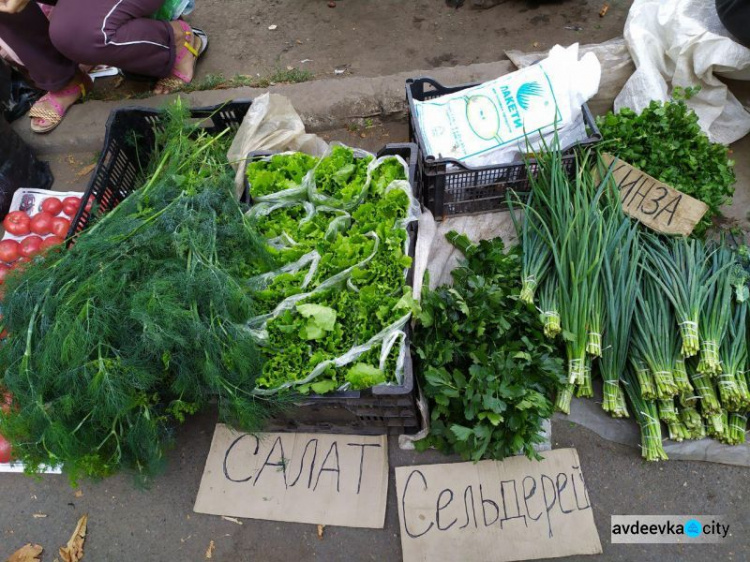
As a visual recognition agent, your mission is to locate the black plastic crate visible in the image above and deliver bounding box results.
[66,100,252,240]
[406,76,601,218]
[246,144,421,434]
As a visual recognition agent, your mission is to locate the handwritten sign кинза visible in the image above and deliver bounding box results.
[194,425,388,528]
[602,154,708,236]
[395,448,601,562]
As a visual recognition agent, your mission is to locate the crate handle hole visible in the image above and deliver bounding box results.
[186,116,217,129]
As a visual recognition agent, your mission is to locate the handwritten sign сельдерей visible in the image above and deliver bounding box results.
[602,154,708,236]
[193,425,388,528]
[396,448,602,562]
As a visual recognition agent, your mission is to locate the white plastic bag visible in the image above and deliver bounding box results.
[227,93,328,198]
[616,0,750,145]
[413,43,601,166]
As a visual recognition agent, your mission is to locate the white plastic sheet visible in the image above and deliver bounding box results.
[227,93,328,198]
[617,0,750,145]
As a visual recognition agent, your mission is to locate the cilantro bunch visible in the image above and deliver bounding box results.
[597,87,735,237]
[414,233,565,461]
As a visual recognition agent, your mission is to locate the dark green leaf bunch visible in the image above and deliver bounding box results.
[414,232,565,461]
[596,87,735,237]
[0,102,280,483]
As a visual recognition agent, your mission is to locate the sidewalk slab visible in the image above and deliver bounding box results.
[13,61,515,156]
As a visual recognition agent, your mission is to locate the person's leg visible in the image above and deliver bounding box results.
[0,2,76,91]
[48,0,176,78]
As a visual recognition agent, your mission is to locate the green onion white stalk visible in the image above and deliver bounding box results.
[622,367,668,461]
[632,278,678,400]
[512,193,552,306]
[600,218,640,417]
[538,274,561,339]
[718,303,748,410]
[644,237,715,358]
[698,244,735,376]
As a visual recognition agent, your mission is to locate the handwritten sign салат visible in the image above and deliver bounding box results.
[602,154,708,236]
[396,448,601,562]
[194,425,388,528]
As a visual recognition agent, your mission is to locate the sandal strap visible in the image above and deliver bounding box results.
[183,38,199,58]
[28,79,88,122]
[28,102,63,124]
[154,76,186,92]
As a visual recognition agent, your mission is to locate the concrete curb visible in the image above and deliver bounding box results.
[14,61,515,156]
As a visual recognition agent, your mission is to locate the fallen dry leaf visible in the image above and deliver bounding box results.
[74,490,83,498]
[6,543,43,562]
[599,3,609,17]
[75,163,96,179]
[220,516,242,526]
[58,514,87,562]
[205,540,215,559]
[317,524,325,540]
[31,514,47,519]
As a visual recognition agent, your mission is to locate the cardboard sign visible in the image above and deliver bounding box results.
[602,154,708,236]
[194,425,388,528]
[395,448,601,562]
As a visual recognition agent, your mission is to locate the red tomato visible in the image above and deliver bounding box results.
[41,236,63,250]
[50,217,71,238]
[62,204,79,217]
[62,196,82,218]
[30,211,55,236]
[0,329,6,340]
[0,434,11,463]
[41,197,63,215]
[0,263,9,284]
[0,240,19,263]
[19,235,43,257]
[3,211,31,236]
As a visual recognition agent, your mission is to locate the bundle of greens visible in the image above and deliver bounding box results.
[519,149,607,411]
[632,277,681,400]
[414,232,565,461]
[311,145,373,207]
[538,274,561,339]
[596,87,735,237]
[0,103,281,482]
[515,139,748,458]
[514,194,551,305]
[697,245,735,376]
[599,217,641,417]
[622,367,668,461]
[246,152,317,199]
[644,237,715,358]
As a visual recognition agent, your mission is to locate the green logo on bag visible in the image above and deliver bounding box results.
[516,82,544,110]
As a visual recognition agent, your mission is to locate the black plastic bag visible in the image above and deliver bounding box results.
[0,59,43,123]
[0,115,53,219]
